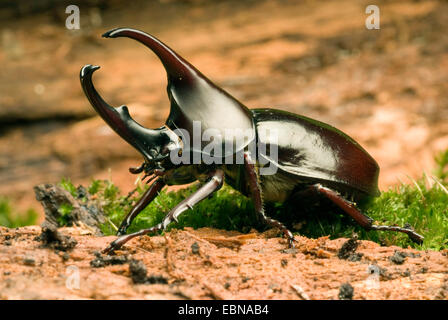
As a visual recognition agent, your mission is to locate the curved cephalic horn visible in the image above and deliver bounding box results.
[101,28,255,156]
[80,64,172,161]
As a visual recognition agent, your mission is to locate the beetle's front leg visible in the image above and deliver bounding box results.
[243,152,296,248]
[102,169,224,254]
[117,178,166,235]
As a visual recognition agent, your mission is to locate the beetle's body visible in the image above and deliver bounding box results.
[251,108,380,199]
[79,28,423,253]
[163,107,380,201]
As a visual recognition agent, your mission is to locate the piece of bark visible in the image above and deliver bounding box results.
[34,183,106,235]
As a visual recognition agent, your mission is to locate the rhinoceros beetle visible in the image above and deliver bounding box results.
[79,28,423,254]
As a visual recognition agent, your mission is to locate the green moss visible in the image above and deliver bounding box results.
[71,150,448,251]
[57,203,74,226]
[0,197,38,228]
[363,178,448,250]
[96,181,257,236]
[92,175,447,250]
[59,178,78,198]
[434,148,448,182]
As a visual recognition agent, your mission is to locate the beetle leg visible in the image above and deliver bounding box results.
[161,169,224,225]
[129,162,145,174]
[103,169,224,254]
[244,152,296,248]
[311,184,424,244]
[117,178,166,236]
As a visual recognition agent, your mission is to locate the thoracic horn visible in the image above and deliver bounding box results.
[101,28,255,157]
[103,28,198,81]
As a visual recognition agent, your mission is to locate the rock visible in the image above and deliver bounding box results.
[23,256,36,266]
[338,283,354,300]
[34,183,106,235]
[390,251,407,265]
[128,259,168,285]
[191,242,200,255]
[36,221,77,251]
[338,235,361,260]
[90,251,129,268]
[129,259,148,284]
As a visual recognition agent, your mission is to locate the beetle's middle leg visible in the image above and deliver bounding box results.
[102,169,224,254]
[243,152,296,247]
[311,183,424,244]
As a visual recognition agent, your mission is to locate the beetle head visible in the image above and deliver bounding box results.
[80,64,182,172]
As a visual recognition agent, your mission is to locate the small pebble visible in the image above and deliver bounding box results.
[281,248,298,254]
[390,251,406,265]
[191,242,200,255]
[23,257,36,266]
[129,259,148,284]
[338,283,354,300]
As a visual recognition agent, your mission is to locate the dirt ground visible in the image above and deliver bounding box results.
[0,225,447,300]
[1,0,448,300]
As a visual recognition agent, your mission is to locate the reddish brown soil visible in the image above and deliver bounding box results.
[1,226,447,300]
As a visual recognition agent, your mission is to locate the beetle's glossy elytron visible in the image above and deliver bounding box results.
[79,28,423,254]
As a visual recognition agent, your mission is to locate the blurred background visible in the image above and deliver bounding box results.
[1,0,448,222]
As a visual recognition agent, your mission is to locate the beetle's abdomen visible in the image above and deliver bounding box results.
[252,108,380,197]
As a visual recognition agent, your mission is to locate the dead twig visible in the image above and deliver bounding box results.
[163,234,186,281]
[201,281,226,300]
[291,284,310,300]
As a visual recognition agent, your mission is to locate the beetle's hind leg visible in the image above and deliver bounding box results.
[311,184,424,244]
[102,169,224,254]
[244,152,296,247]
